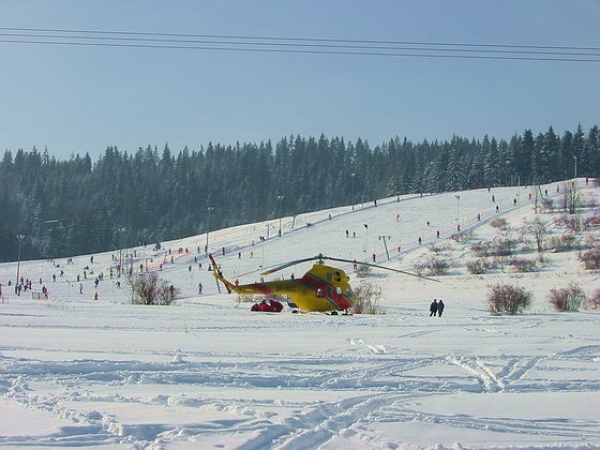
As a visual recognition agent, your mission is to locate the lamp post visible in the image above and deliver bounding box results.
[363,224,369,262]
[455,194,461,230]
[351,173,355,208]
[16,234,25,288]
[266,223,275,240]
[118,227,126,277]
[205,207,213,255]
[277,195,284,237]
[378,235,392,260]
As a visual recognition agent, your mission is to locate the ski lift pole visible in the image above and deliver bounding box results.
[378,235,392,261]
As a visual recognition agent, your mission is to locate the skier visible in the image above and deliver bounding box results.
[429,299,438,317]
[437,300,445,317]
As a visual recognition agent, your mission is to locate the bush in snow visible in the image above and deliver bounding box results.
[414,255,451,276]
[466,258,487,274]
[428,241,452,254]
[547,233,578,252]
[541,197,554,213]
[352,282,385,315]
[129,273,179,305]
[583,213,600,229]
[523,217,547,253]
[555,214,582,233]
[486,283,532,315]
[548,283,586,312]
[466,258,495,275]
[583,288,600,310]
[509,257,538,273]
[578,247,600,270]
[490,217,508,230]
[561,181,580,214]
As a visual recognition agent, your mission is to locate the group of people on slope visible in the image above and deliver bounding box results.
[429,298,445,317]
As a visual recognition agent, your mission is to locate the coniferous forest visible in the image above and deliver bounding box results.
[1,124,598,262]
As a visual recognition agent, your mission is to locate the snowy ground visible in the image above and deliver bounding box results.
[1,180,599,450]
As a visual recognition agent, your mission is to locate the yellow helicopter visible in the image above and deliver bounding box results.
[209,253,438,313]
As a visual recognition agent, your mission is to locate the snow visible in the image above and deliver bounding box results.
[1,180,599,450]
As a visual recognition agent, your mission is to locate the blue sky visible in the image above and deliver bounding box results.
[1,0,599,160]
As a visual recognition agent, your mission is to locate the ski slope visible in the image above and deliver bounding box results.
[1,180,599,450]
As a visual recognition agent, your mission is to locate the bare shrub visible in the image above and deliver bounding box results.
[490,218,508,230]
[523,218,547,253]
[547,234,578,252]
[509,257,537,273]
[452,229,474,242]
[471,239,518,258]
[352,282,385,315]
[471,242,492,257]
[548,283,586,312]
[495,238,518,257]
[129,273,179,305]
[466,258,492,274]
[579,248,600,270]
[583,214,600,229]
[583,235,600,250]
[429,242,452,254]
[583,289,600,310]
[415,255,451,276]
[562,181,580,214]
[555,215,582,233]
[541,197,554,212]
[487,283,532,315]
[428,256,451,275]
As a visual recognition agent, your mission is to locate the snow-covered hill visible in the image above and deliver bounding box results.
[1,180,599,449]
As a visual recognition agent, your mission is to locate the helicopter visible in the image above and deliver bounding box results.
[208,253,438,314]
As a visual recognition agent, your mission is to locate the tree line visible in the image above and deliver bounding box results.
[1,124,598,262]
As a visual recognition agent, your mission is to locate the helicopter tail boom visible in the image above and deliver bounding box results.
[208,254,235,294]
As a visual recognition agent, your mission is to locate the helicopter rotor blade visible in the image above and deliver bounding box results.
[260,255,321,276]
[321,255,440,283]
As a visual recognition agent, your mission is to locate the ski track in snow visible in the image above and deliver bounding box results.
[2,336,600,448]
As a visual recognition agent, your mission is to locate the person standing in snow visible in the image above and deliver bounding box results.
[429,299,438,317]
[437,300,445,317]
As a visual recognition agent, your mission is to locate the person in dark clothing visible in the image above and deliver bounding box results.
[429,299,438,317]
[437,300,445,317]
